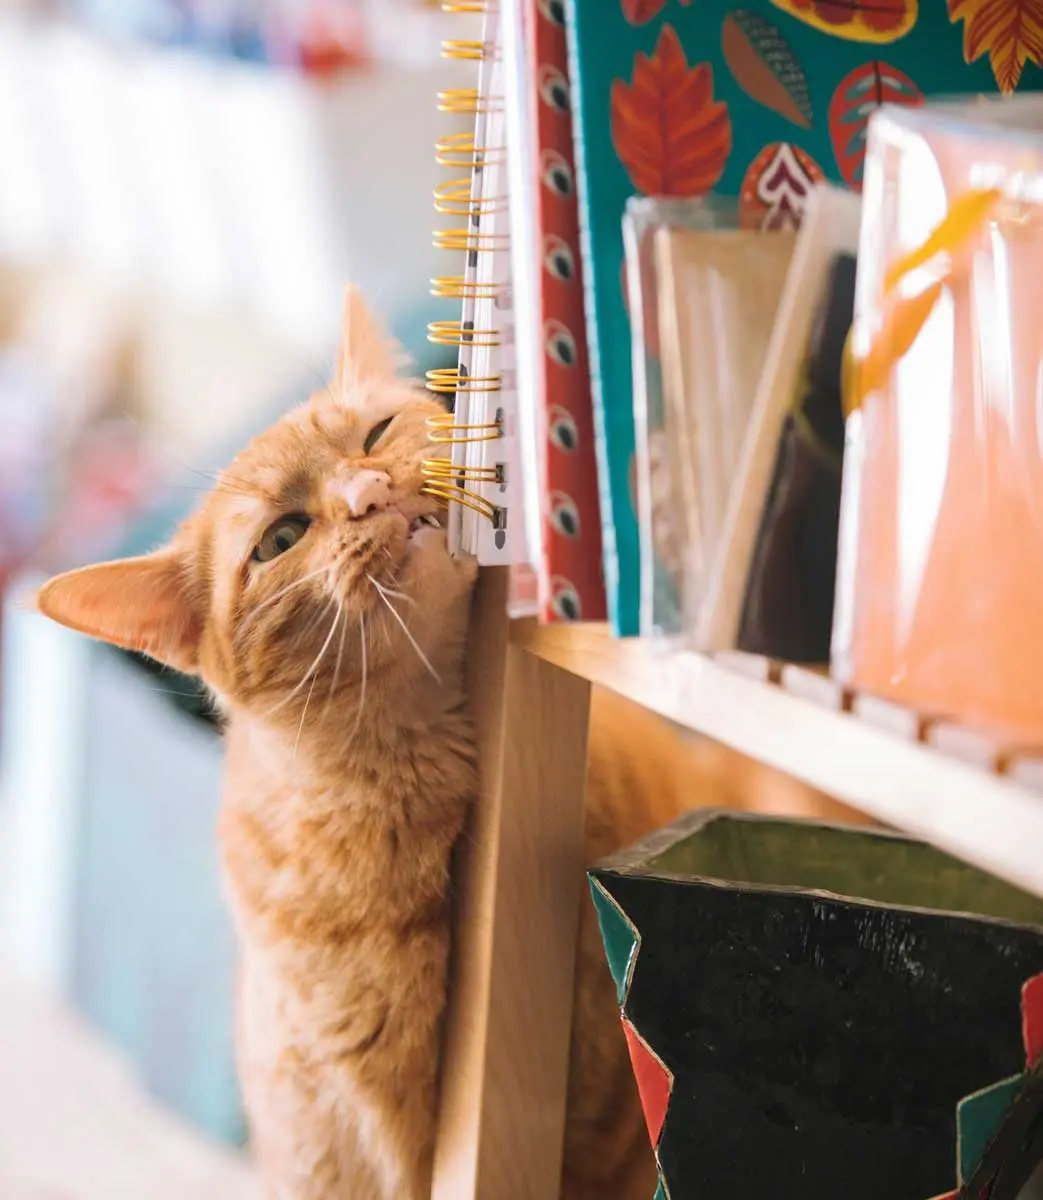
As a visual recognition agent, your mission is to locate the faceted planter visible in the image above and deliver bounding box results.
[589,810,1043,1200]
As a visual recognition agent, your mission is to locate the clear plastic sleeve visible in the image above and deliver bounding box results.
[833,96,1043,739]
[623,196,706,638]
[708,184,861,662]
[623,196,792,643]
[652,210,795,649]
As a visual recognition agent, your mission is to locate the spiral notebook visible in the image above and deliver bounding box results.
[421,4,530,575]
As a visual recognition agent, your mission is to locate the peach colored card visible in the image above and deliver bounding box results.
[835,101,1043,739]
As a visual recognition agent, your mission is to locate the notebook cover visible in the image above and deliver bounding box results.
[563,0,1043,636]
[525,0,607,623]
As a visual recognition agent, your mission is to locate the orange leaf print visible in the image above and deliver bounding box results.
[621,0,669,22]
[611,25,732,196]
[771,0,917,43]
[948,0,1043,91]
[621,0,693,22]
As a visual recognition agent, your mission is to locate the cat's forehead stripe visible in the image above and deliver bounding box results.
[274,468,313,511]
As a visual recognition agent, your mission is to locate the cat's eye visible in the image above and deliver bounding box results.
[253,515,311,563]
[363,416,394,454]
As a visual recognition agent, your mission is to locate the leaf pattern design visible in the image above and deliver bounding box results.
[948,0,1043,91]
[739,142,823,230]
[829,62,923,188]
[770,0,917,43]
[621,0,693,25]
[621,0,669,21]
[611,24,732,196]
[722,11,813,128]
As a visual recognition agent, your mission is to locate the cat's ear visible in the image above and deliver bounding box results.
[333,286,405,401]
[36,551,202,673]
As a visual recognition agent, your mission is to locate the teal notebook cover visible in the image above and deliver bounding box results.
[564,0,1043,636]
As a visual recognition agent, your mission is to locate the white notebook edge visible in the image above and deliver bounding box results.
[444,10,499,559]
[465,13,526,566]
[696,184,863,654]
[501,0,543,580]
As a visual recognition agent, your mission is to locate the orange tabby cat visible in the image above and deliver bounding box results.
[37,289,860,1200]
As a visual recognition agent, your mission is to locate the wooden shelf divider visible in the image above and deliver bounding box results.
[512,620,1043,900]
[433,603,1043,1200]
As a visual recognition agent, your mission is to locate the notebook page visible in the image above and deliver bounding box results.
[465,15,525,566]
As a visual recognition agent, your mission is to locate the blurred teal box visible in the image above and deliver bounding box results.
[0,593,242,1144]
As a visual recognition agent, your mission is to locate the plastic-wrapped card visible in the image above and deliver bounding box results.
[702,184,862,660]
[652,212,795,649]
[623,195,745,639]
[834,97,1043,739]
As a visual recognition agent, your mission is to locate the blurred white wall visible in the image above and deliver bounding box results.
[0,17,472,358]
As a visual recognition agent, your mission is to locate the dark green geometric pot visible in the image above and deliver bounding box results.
[589,811,1043,1200]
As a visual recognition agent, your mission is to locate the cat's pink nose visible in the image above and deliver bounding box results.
[330,469,393,518]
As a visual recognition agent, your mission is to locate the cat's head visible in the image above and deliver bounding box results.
[37,289,477,729]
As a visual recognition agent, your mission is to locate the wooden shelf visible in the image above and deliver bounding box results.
[512,621,1043,900]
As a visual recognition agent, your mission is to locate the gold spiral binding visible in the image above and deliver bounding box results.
[431,276,500,301]
[420,475,502,524]
[437,88,501,114]
[426,411,503,443]
[427,1,505,534]
[424,457,504,485]
[435,133,502,169]
[426,367,501,394]
[441,39,490,60]
[433,228,503,253]
[433,178,501,216]
[427,320,500,347]
[421,480,501,522]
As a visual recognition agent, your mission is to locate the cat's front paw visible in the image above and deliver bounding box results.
[454,552,480,589]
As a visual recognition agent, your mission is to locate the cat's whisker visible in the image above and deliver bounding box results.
[264,600,340,720]
[295,602,343,757]
[367,576,441,684]
[239,566,330,634]
[300,593,339,644]
[372,580,415,606]
[348,613,368,741]
[119,423,257,498]
[324,602,351,719]
[367,573,414,606]
[166,484,257,498]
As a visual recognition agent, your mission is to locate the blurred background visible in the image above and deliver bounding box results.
[0,1,475,1193]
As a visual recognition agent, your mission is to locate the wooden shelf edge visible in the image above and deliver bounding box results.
[511,621,1043,900]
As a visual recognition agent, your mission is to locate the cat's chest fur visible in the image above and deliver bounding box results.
[219,712,476,1197]
[218,712,475,963]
